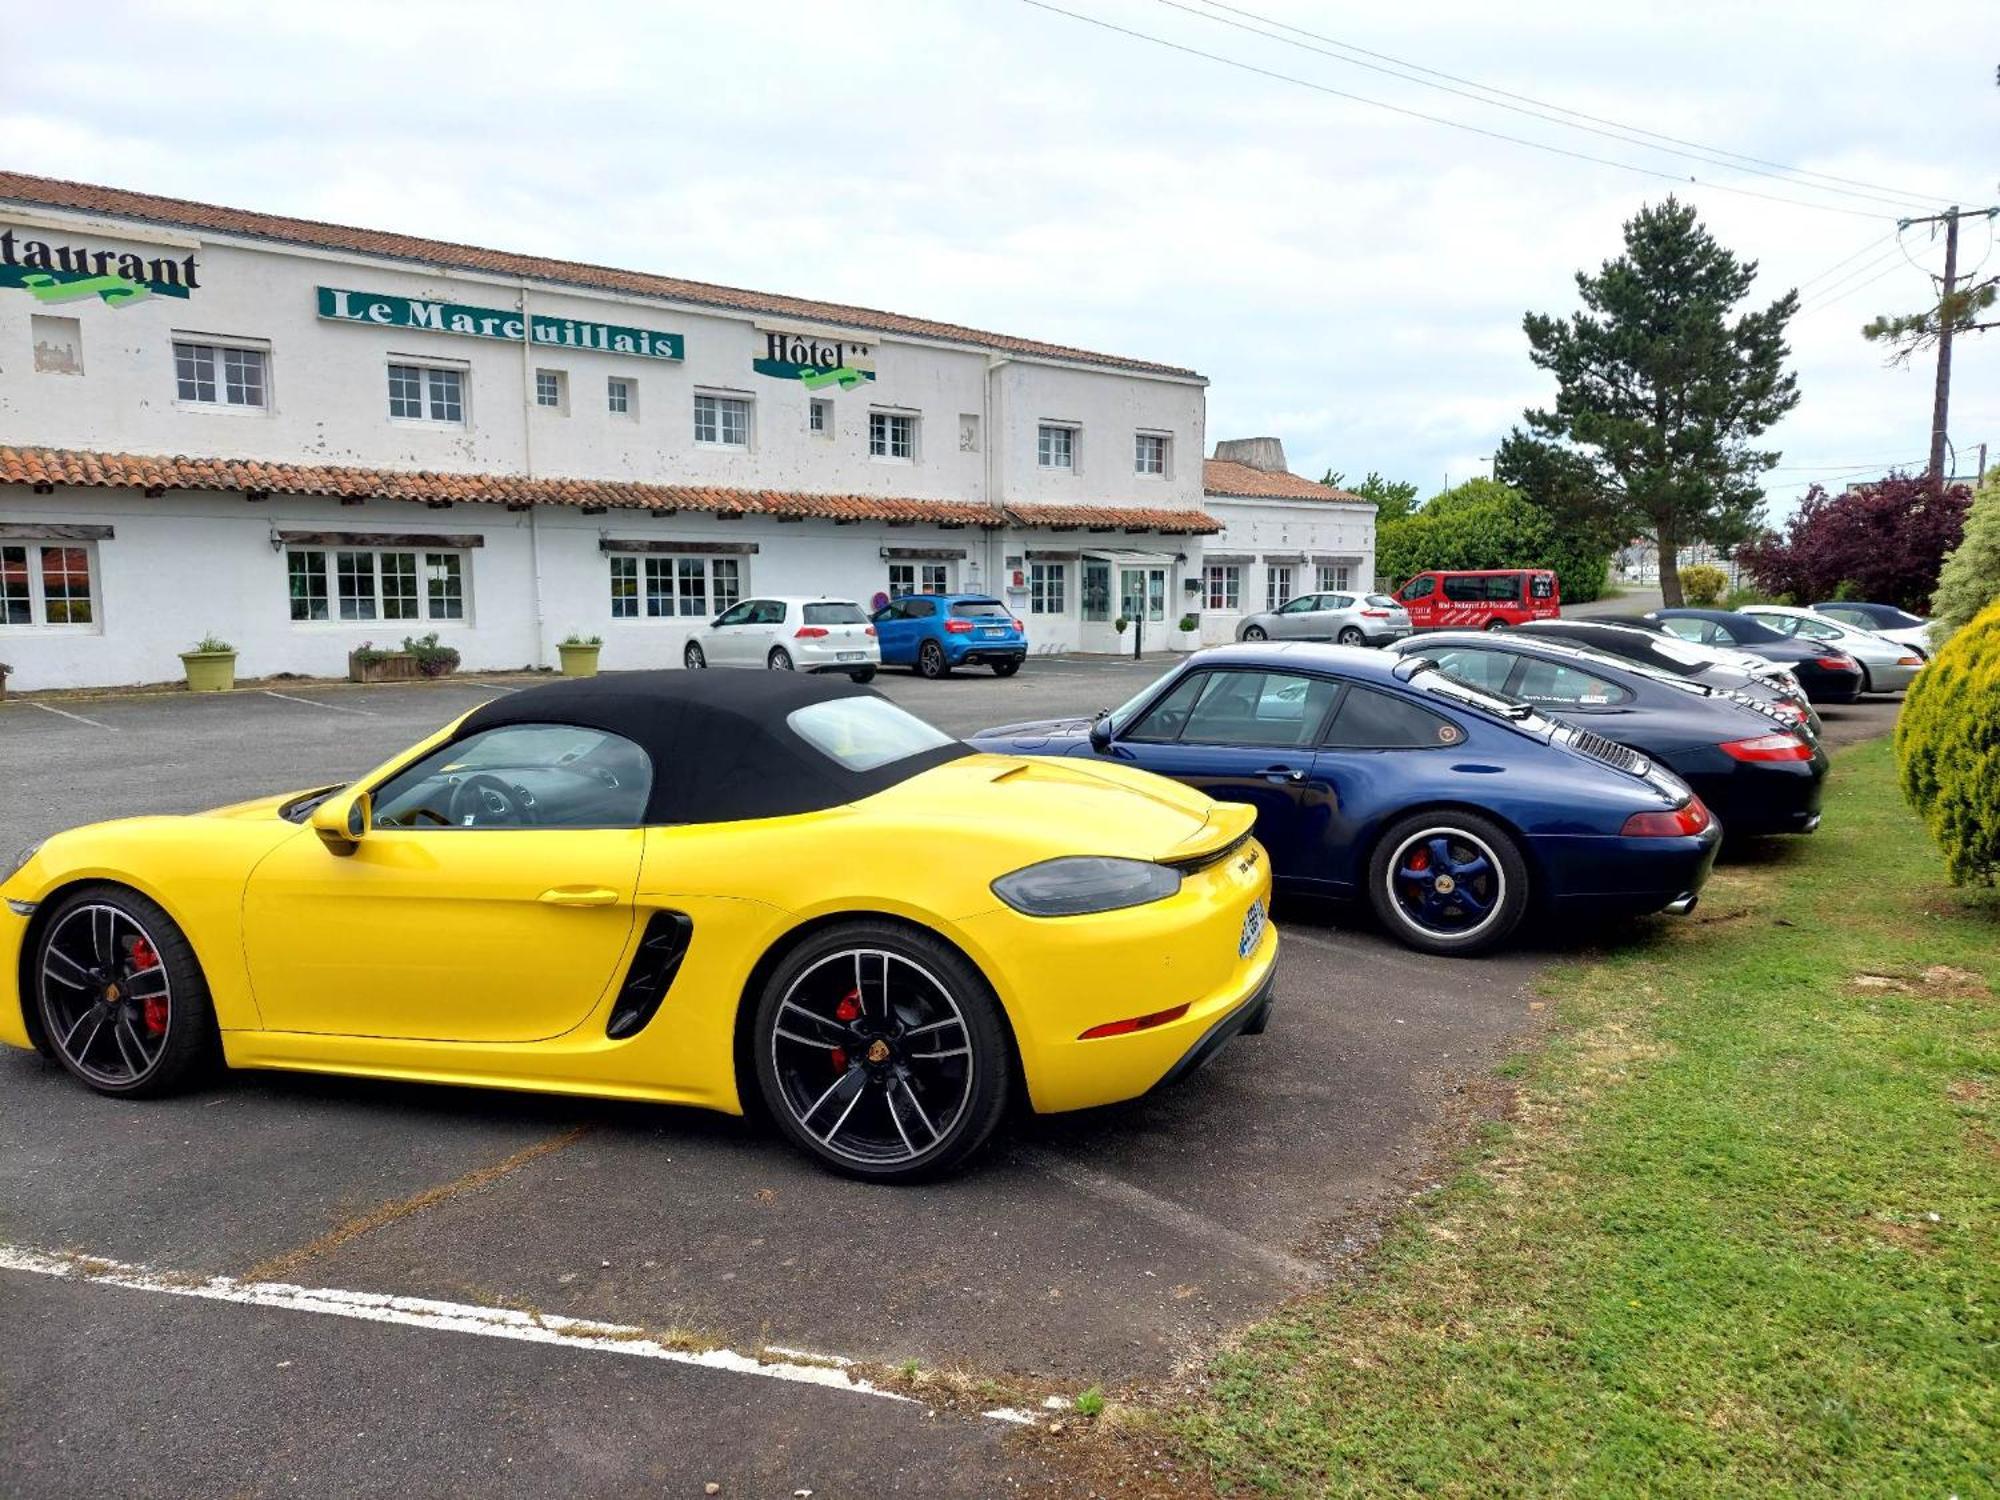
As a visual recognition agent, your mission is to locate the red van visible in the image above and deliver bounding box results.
[1395,569,1560,631]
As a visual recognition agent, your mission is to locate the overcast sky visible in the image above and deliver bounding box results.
[6,1,1994,519]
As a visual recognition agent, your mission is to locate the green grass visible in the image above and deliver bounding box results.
[1178,739,1998,1496]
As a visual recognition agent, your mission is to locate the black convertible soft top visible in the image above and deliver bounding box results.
[458,671,969,824]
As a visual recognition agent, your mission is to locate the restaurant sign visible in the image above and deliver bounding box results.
[317,286,684,361]
[1,226,198,307]
[752,322,875,390]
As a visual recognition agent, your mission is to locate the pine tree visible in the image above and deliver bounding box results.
[1508,198,1800,605]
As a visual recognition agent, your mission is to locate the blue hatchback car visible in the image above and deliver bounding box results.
[971,643,1720,955]
[871,594,1027,678]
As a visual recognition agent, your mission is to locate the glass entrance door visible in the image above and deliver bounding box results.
[1120,567,1167,622]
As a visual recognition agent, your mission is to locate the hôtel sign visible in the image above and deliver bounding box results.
[317,287,684,361]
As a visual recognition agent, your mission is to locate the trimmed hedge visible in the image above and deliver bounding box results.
[1895,597,2000,885]
[1679,563,1728,606]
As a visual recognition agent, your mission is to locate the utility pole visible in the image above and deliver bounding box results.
[1927,206,1959,482]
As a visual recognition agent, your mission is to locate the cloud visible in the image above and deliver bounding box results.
[4,0,1992,515]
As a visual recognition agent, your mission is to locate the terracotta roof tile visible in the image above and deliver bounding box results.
[0,172,1200,380]
[0,446,1221,534]
[1202,458,1369,504]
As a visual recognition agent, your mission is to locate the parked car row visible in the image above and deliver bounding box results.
[681,592,1029,683]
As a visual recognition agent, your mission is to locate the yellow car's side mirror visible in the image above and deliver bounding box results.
[310,789,372,853]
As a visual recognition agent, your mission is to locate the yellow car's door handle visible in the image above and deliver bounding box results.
[538,886,621,908]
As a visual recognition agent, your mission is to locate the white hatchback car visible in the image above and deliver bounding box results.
[683,596,881,681]
[1738,605,1925,693]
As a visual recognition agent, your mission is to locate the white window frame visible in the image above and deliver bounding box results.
[888,561,951,596]
[1315,561,1353,593]
[286,546,472,625]
[869,409,918,462]
[1134,431,1170,477]
[1029,561,1067,615]
[1204,564,1241,612]
[606,376,636,417]
[1037,423,1078,471]
[608,554,743,620]
[1265,564,1295,609]
[693,391,752,449]
[386,358,468,426]
[0,539,102,633]
[172,333,271,414]
[808,398,832,436]
[534,368,567,412]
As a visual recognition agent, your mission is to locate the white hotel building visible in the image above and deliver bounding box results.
[0,173,1372,691]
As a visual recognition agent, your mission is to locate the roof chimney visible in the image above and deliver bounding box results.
[1212,437,1289,474]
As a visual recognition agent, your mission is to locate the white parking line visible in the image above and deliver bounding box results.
[0,1244,934,1410]
[465,681,522,692]
[262,690,377,717]
[25,702,118,731]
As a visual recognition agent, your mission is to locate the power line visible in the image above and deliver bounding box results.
[1016,1,1893,221]
[1797,245,1918,314]
[1793,232,1900,293]
[1162,0,1948,215]
[1185,0,1975,211]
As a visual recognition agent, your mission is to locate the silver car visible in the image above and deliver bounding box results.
[1738,605,1925,693]
[1236,592,1413,646]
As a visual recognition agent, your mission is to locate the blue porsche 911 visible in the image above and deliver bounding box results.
[970,643,1720,955]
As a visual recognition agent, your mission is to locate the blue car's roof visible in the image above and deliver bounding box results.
[1190,640,1415,685]
[889,592,1004,604]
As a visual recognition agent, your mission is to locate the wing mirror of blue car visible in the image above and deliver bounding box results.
[311,789,373,854]
[1088,716,1114,752]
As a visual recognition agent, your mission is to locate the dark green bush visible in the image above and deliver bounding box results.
[1895,597,2000,885]
[1376,480,1610,602]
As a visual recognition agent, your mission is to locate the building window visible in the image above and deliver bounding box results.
[1315,562,1352,592]
[694,393,750,447]
[1029,561,1067,614]
[607,377,634,416]
[535,369,566,410]
[287,548,469,623]
[1134,432,1168,476]
[869,411,916,460]
[388,363,464,424]
[809,398,832,435]
[888,561,949,596]
[174,340,267,409]
[1265,564,1294,609]
[609,554,741,619]
[0,543,96,627]
[1037,423,1076,470]
[1204,564,1241,611]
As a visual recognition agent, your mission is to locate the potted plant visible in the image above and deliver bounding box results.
[0,662,10,702]
[347,640,421,684]
[558,632,603,677]
[1113,615,1130,635]
[401,631,461,679]
[180,634,238,693]
[1177,612,1202,649]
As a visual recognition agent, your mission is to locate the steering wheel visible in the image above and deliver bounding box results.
[447,772,537,827]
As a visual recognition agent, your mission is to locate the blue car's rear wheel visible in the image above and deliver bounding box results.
[1368,812,1528,956]
[753,922,1009,1181]
[35,884,215,1097]
[917,640,950,679]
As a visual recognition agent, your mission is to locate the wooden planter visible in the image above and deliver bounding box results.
[558,643,602,678]
[0,669,8,702]
[349,651,422,684]
[180,650,237,693]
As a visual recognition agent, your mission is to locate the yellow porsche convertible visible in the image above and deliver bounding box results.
[0,673,1278,1180]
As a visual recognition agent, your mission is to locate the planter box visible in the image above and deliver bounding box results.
[558,643,602,678]
[180,650,237,693]
[349,651,421,684]
[0,670,8,702]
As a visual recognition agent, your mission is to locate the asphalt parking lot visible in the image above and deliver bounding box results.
[0,660,1903,1498]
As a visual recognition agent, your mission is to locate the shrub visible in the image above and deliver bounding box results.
[190,633,234,654]
[560,632,603,647]
[1737,473,1971,611]
[349,640,389,667]
[1930,467,2000,640]
[1178,613,1199,632]
[1678,563,1728,606]
[400,631,461,678]
[1377,480,1610,602]
[1895,597,2000,884]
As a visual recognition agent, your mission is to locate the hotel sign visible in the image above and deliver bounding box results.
[753,321,875,390]
[317,286,684,361]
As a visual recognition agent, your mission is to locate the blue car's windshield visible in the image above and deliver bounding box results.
[1104,666,1181,733]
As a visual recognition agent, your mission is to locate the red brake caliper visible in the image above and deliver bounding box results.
[830,988,861,1071]
[1408,848,1431,874]
[129,937,168,1035]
